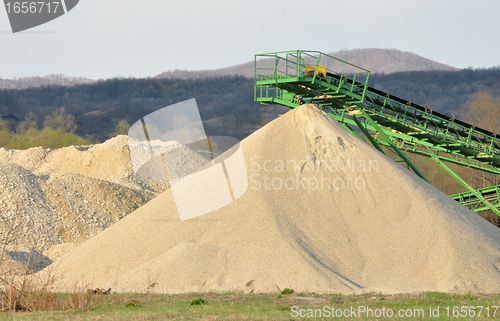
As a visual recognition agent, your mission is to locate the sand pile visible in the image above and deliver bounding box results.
[44,105,500,294]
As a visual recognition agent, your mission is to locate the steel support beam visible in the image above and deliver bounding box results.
[360,110,430,184]
[433,157,500,217]
[351,115,386,155]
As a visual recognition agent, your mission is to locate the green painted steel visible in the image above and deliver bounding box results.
[351,115,386,155]
[255,50,500,215]
[450,184,500,213]
[327,110,500,174]
[361,110,430,183]
[325,109,500,175]
[434,158,500,216]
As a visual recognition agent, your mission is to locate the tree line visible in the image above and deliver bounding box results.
[1,68,500,148]
[0,75,272,144]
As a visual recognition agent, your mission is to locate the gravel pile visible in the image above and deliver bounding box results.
[0,162,62,250]
[43,173,153,242]
[0,135,207,252]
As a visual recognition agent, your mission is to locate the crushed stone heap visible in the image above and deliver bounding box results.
[44,105,500,294]
[0,135,206,249]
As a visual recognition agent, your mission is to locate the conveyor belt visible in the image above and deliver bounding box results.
[254,50,500,215]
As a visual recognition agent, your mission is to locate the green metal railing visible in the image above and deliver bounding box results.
[255,50,370,106]
[358,91,500,164]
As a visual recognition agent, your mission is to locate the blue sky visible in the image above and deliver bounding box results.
[1,0,499,79]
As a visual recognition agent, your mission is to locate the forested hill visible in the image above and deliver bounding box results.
[0,67,499,143]
[0,75,287,142]
[368,67,500,116]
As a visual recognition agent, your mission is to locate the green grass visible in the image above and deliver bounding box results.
[2,292,500,320]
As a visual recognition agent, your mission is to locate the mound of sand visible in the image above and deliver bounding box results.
[44,105,500,294]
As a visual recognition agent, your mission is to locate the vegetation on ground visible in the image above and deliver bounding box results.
[281,288,294,295]
[0,108,133,150]
[0,76,272,142]
[1,291,500,320]
[0,107,90,149]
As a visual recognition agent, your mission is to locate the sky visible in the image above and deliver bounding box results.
[1,0,499,79]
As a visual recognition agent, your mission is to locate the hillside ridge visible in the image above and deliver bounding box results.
[155,48,458,79]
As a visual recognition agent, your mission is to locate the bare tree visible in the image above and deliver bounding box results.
[43,107,77,134]
[464,91,500,134]
[462,91,500,188]
[15,113,38,134]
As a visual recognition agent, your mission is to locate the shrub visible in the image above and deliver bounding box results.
[190,298,206,305]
